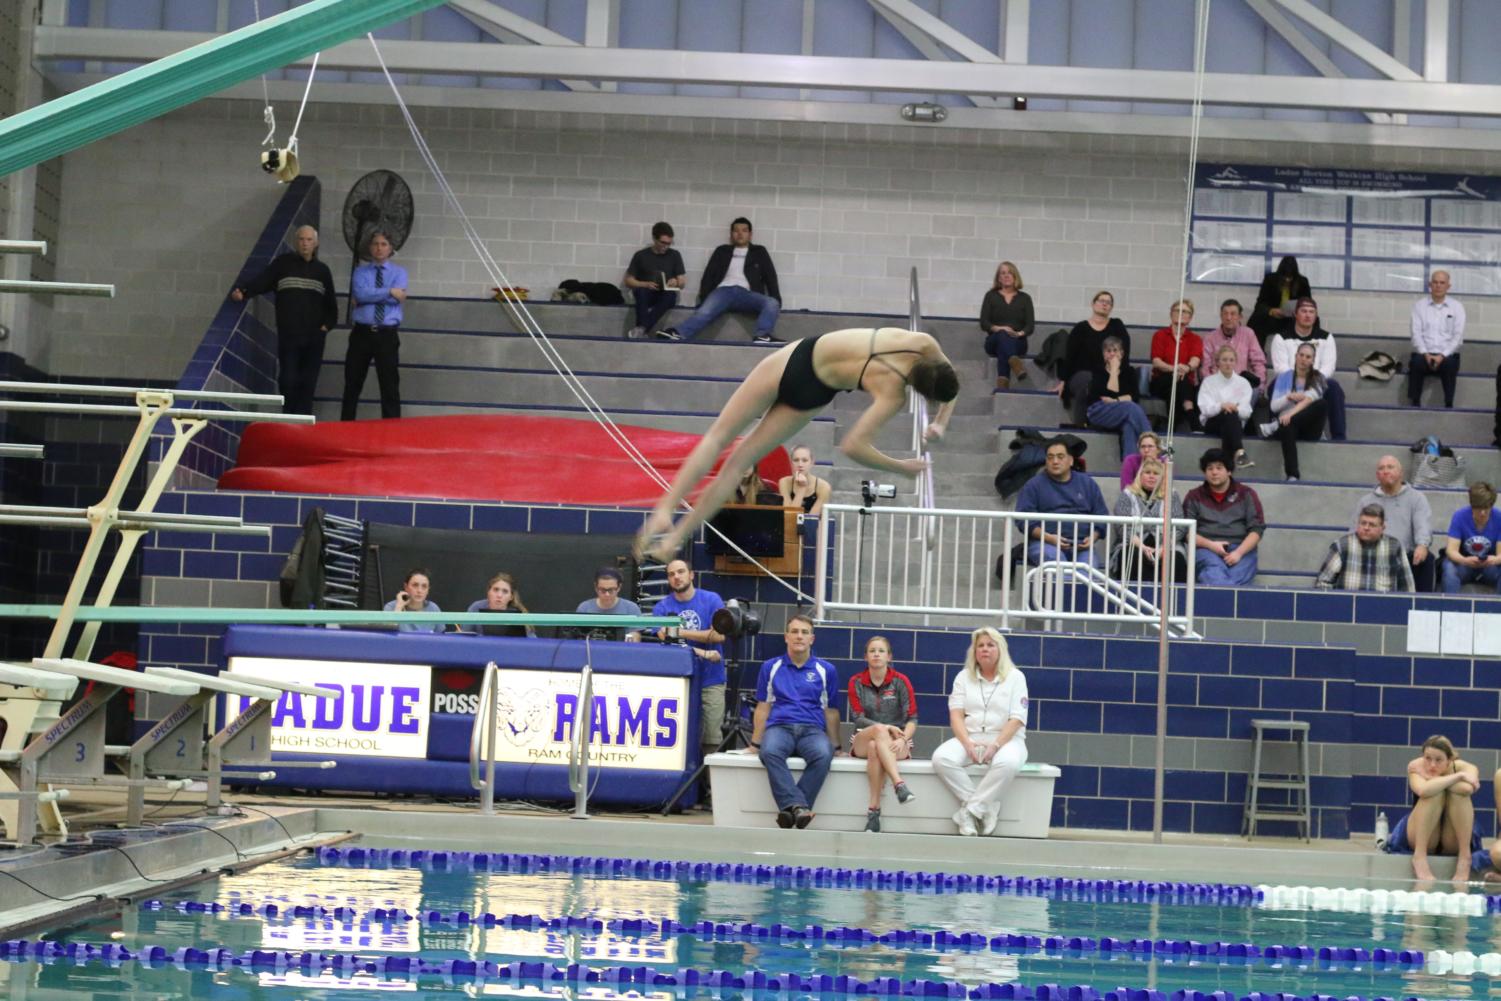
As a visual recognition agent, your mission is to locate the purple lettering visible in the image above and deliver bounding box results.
[311,684,343,730]
[350,685,384,733]
[390,687,419,734]
[655,699,679,747]
[616,697,650,746]
[552,694,577,742]
[273,689,307,728]
[590,695,609,743]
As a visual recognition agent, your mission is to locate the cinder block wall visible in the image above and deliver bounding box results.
[44,100,1501,380]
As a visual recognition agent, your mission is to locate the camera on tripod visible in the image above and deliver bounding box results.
[861,480,897,505]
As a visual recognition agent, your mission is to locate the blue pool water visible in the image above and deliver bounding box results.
[6,846,1496,1000]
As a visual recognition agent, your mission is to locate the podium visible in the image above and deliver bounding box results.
[710,504,802,577]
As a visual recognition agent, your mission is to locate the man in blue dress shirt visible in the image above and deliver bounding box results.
[343,229,409,420]
[749,614,842,829]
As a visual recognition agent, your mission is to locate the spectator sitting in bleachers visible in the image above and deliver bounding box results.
[1084,336,1151,461]
[847,635,919,833]
[1058,290,1130,427]
[1268,297,1347,440]
[1356,455,1436,592]
[1249,255,1311,347]
[656,216,781,344]
[1111,457,1187,584]
[1409,270,1464,409]
[1199,299,1267,395]
[1148,299,1203,432]
[1442,482,1501,595]
[1015,438,1108,568]
[384,567,443,633]
[778,443,830,515]
[1183,448,1265,586]
[1259,342,1326,483]
[1198,345,1255,472]
[1314,504,1415,592]
[1118,430,1160,489]
[465,572,534,637]
[622,221,685,339]
[979,260,1035,391]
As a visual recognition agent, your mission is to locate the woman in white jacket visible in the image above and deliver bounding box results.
[931,627,1029,837]
[1198,345,1256,470]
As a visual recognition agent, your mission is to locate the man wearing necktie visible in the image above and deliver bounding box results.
[343,229,409,420]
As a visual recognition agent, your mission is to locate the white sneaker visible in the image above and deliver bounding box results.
[952,806,978,837]
[626,326,645,340]
[980,809,1001,837]
[1258,421,1279,438]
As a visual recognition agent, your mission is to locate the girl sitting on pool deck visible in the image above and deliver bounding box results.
[1384,734,1480,882]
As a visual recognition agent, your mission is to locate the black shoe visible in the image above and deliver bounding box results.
[791,805,815,829]
[864,809,881,833]
[752,333,783,344]
[775,807,794,829]
[893,782,915,804]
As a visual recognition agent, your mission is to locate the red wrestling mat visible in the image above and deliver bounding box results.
[219,414,791,507]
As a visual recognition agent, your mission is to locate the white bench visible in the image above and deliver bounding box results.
[706,752,1060,837]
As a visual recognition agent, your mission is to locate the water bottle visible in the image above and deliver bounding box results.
[1374,811,1389,850]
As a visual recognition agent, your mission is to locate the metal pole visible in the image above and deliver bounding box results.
[0,240,46,255]
[571,666,594,820]
[0,380,285,405]
[0,279,113,297]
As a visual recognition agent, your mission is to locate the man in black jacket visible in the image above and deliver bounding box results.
[230,224,339,414]
[656,217,782,344]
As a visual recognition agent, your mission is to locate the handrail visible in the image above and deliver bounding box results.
[0,380,285,405]
[568,665,594,820]
[907,266,936,615]
[468,661,498,814]
[1024,561,1192,637]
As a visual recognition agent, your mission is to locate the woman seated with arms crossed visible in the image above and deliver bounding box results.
[932,627,1029,837]
[1384,734,1480,882]
[1111,458,1188,584]
[384,567,443,633]
[1084,335,1151,462]
[1198,345,1256,471]
[778,443,831,516]
[847,635,919,833]
[465,572,535,638]
[1259,342,1325,483]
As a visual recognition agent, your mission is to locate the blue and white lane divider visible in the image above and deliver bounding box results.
[1257,885,1487,916]
[0,940,1444,999]
[311,847,1501,914]
[135,902,1426,973]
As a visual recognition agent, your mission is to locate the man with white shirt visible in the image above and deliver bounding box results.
[1410,270,1465,408]
[655,217,783,344]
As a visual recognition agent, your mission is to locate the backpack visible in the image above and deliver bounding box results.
[554,279,624,306]
[1411,436,1466,488]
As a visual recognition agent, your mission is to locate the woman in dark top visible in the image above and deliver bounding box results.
[777,443,830,515]
[847,635,919,833]
[1250,256,1312,347]
[1085,336,1152,459]
[465,572,534,638]
[979,260,1035,391]
[1058,289,1131,426]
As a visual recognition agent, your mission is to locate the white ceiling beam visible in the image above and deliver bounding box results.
[866,0,1000,108]
[1424,0,1449,82]
[1003,0,1029,65]
[1269,0,1421,81]
[49,71,1501,155]
[445,0,600,92]
[1246,0,1390,124]
[32,28,1501,116]
[583,0,618,91]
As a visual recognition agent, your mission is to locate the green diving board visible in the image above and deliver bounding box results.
[0,604,678,629]
[0,0,445,178]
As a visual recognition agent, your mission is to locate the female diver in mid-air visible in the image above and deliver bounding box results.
[634,326,960,562]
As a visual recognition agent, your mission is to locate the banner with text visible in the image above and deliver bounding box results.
[1189,163,1501,297]
[493,670,689,772]
[227,656,432,759]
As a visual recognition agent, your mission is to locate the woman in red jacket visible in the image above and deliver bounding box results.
[848,635,919,832]
[1149,299,1204,432]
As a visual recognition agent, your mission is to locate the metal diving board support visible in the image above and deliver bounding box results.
[201,671,340,812]
[2,658,200,845]
[0,240,47,255]
[0,381,313,667]
[0,662,79,834]
[0,443,43,459]
[0,279,113,297]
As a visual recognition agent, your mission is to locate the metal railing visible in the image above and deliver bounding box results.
[813,505,1198,637]
[567,665,594,820]
[469,659,599,818]
[469,661,498,814]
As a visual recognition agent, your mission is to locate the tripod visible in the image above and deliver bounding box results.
[659,643,753,815]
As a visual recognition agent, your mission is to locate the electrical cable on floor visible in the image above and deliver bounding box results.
[0,866,106,904]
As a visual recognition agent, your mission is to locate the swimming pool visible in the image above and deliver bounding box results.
[4,837,1495,1001]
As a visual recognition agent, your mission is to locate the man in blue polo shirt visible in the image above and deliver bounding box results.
[652,559,726,758]
[748,614,841,829]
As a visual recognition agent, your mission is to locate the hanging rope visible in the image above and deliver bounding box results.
[285,52,320,158]
[252,0,276,146]
[365,34,817,603]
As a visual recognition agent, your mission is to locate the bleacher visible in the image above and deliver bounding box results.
[317,296,1498,595]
